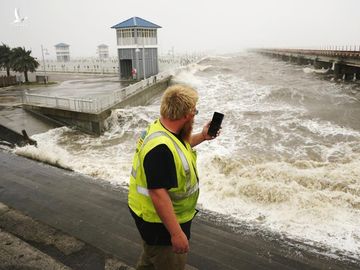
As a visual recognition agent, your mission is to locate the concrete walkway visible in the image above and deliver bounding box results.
[0,202,132,270]
[0,150,358,269]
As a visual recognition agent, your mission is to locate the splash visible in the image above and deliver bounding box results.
[198,155,360,256]
[15,127,73,170]
[303,67,330,74]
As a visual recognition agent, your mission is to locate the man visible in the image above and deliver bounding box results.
[128,84,220,270]
[132,67,137,80]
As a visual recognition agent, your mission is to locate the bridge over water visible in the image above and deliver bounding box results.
[256,48,360,80]
[22,72,172,135]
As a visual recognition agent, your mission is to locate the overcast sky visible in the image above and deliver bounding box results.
[1,0,360,59]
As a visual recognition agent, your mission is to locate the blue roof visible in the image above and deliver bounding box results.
[55,43,69,47]
[111,17,161,29]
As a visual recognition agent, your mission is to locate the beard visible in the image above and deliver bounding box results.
[180,119,194,142]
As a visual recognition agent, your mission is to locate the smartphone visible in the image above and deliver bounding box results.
[207,112,224,137]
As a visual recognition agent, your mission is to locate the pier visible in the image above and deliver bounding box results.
[256,48,360,80]
[22,72,172,135]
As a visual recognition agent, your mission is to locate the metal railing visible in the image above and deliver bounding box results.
[258,47,360,58]
[36,55,204,75]
[22,71,172,114]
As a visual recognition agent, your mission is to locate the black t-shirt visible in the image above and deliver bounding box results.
[143,144,178,189]
[130,132,192,246]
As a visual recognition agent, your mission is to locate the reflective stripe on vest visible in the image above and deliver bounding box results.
[136,185,149,196]
[136,182,199,200]
[132,130,197,201]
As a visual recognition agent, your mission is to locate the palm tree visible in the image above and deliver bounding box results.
[0,43,12,76]
[11,47,39,82]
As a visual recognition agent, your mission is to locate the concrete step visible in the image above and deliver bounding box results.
[0,229,71,270]
[0,202,134,270]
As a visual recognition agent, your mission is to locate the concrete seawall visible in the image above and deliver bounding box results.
[112,76,171,108]
[22,104,113,135]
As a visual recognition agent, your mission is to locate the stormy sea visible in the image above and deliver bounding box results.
[14,52,360,262]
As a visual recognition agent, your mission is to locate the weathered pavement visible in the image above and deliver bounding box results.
[0,202,132,270]
[0,150,359,270]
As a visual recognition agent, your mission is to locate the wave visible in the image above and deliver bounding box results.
[197,154,360,256]
[171,64,205,88]
[199,65,234,74]
[104,106,157,135]
[14,127,74,171]
[303,67,330,74]
[197,55,234,65]
[15,106,159,186]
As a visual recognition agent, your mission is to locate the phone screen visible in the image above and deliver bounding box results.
[207,112,224,137]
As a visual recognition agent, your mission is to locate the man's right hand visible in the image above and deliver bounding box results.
[149,188,190,254]
[171,230,189,254]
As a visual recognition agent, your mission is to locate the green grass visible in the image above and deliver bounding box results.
[21,81,57,87]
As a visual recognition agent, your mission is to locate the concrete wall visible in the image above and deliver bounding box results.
[113,77,170,108]
[23,105,112,135]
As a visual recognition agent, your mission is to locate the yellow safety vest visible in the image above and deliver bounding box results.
[128,119,199,223]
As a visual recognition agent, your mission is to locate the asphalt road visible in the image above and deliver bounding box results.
[0,150,358,270]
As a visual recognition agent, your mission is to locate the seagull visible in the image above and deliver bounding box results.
[13,8,28,24]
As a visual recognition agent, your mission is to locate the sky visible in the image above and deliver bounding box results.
[1,0,360,59]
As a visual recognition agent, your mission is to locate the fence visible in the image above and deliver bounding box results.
[0,76,16,88]
[36,54,204,74]
[22,71,172,114]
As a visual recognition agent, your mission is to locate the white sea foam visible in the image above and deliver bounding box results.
[301,119,360,138]
[303,67,330,74]
[15,127,73,170]
[197,154,360,256]
[185,61,360,257]
[171,64,205,88]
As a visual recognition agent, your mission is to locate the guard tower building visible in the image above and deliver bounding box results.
[97,44,109,60]
[111,17,161,80]
[54,43,70,62]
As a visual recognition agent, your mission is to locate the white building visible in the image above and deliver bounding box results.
[55,43,70,62]
[111,17,161,80]
[97,44,109,60]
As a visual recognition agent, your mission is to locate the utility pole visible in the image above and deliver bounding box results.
[41,45,48,84]
[142,36,146,79]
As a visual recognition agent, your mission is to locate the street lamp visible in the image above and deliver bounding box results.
[135,47,140,80]
[135,34,146,80]
[142,36,146,79]
[135,47,146,79]
[41,45,48,84]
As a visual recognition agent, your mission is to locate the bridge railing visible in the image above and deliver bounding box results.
[22,71,172,114]
[258,48,360,58]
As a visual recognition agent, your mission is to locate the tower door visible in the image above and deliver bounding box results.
[120,59,132,79]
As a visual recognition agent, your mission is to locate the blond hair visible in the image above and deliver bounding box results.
[160,84,198,120]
